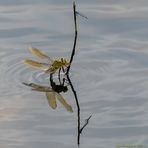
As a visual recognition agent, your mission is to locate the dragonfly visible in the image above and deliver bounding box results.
[23,47,69,74]
[23,82,73,112]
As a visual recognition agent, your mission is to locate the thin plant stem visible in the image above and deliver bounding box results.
[79,115,92,134]
[66,1,78,75]
[58,68,62,85]
[66,74,80,146]
[49,73,53,87]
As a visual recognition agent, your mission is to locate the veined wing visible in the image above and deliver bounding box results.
[28,47,52,61]
[23,82,52,92]
[46,92,57,109]
[56,93,73,112]
[23,59,49,70]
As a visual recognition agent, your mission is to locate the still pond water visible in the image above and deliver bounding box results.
[0,0,148,148]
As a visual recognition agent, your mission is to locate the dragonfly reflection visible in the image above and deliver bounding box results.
[23,82,73,112]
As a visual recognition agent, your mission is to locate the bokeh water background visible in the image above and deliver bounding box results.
[0,0,148,147]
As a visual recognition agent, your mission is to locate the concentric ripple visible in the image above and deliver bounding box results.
[0,48,50,97]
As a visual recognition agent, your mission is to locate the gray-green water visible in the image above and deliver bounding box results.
[0,0,148,148]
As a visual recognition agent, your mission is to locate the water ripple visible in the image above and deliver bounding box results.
[0,48,50,96]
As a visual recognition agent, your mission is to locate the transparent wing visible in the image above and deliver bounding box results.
[23,59,49,70]
[28,47,51,60]
[23,82,53,92]
[46,92,57,109]
[56,93,73,112]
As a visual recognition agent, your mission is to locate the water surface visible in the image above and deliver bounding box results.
[0,0,148,148]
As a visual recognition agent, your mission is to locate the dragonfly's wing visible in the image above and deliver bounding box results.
[23,59,49,70]
[28,47,52,61]
[56,93,73,112]
[23,82,52,92]
[46,92,57,109]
